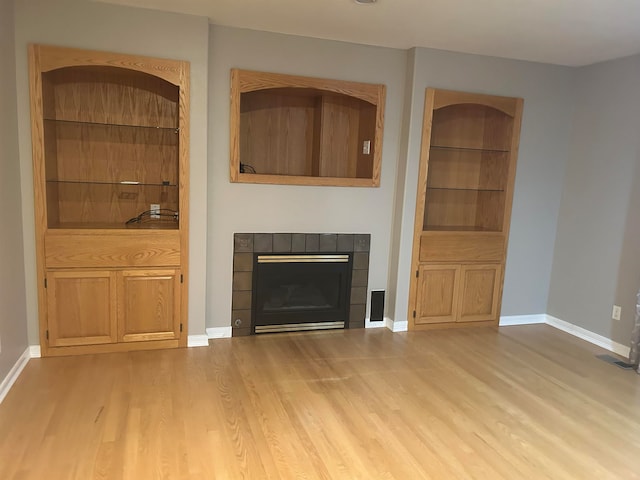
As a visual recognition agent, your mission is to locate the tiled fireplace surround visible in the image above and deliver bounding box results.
[232,233,371,336]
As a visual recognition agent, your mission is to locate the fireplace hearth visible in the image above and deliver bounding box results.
[232,233,370,336]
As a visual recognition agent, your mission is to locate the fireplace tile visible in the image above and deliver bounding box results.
[354,234,370,252]
[337,234,354,252]
[351,269,368,287]
[232,309,252,329]
[350,286,367,305]
[349,303,366,328]
[305,234,319,252]
[353,252,369,270]
[273,233,292,252]
[233,253,253,272]
[232,327,252,337]
[232,232,371,333]
[292,233,305,252]
[254,233,273,252]
[319,234,337,252]
[234,233,253,253]
[232,271,253,291]
[232,291,252,310]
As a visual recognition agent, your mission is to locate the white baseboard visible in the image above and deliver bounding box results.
[499,314,547,326]
[187,335,209,347]
[365,317,386,329]
[29,345,41,358]
[206,327,232,339]
[502,314,631,358]
[545,315,631,358]
[383,317,408,332]
[0,347,31,405]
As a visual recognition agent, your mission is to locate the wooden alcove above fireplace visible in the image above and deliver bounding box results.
[232,233,371,336]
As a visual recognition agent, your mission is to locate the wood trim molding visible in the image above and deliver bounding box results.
[433,89,520,116]
[32,44,184,85]
[234,69,382,104]
[407,88,436,329]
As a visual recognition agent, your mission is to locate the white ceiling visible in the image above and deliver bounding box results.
[97,0,640,66]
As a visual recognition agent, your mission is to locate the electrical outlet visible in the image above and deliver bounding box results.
[150,204,160,219]
[612,305,621,321]
[362,140,371,155]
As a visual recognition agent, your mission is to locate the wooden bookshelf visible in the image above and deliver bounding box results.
[408,88,523,329]
[29,44,190,356]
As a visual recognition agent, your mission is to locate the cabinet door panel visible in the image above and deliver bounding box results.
[118,269,180,342]
[458,264,502,322]
[415,265,460,324]
[47,270,117,346]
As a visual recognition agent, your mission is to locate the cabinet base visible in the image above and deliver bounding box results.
[42,339,181,357]
[410,319,498,331]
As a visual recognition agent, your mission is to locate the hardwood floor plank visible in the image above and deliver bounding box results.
[1,325,639,479]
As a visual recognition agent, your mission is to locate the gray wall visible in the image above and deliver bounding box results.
[207,26,407,327]
[9,3,638,350]
[14,0,210,342]
[0,0,29,379]
[385,48,417,318]
[548,54,640,345]
[392,47,576,324]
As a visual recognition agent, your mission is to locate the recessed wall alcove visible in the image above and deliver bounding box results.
[232,233,371,336]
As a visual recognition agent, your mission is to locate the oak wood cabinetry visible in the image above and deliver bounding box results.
[29,44,190,356]
[230,69,386,187]
[408,89,523,329]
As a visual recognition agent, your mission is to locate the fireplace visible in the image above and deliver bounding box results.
[232,233,370,336]
[253,254,352,333]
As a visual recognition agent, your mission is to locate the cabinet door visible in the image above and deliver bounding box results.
[118,269,181,342]
[46,270,117,347]
[458,264,502,322]
[415,264,460,324]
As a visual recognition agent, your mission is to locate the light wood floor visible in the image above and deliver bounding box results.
[0,325,639,479]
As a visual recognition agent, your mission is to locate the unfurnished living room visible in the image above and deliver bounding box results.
[1,0,639,478]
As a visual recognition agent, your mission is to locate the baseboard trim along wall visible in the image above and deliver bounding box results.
[206,327,233,339]
[365,317,386,329]
[187,335,209,347]
[500,314,631,358]
[188,327,233,347]
[384,317,408,332]
[0,347,31,405]
[499,314,547,326]
[545,315,631,358]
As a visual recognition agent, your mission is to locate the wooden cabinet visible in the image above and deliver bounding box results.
[118,269,181,343]
[230,69,386,187]
[409,89,523,329]
[458,264,502,322]
[46,270,117,347]
[415,264,502,325]
[46,269,180,348]
[29,44,190,356]
[415,264,460,324]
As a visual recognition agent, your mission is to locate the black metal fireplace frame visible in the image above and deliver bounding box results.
[251,253,353,333]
